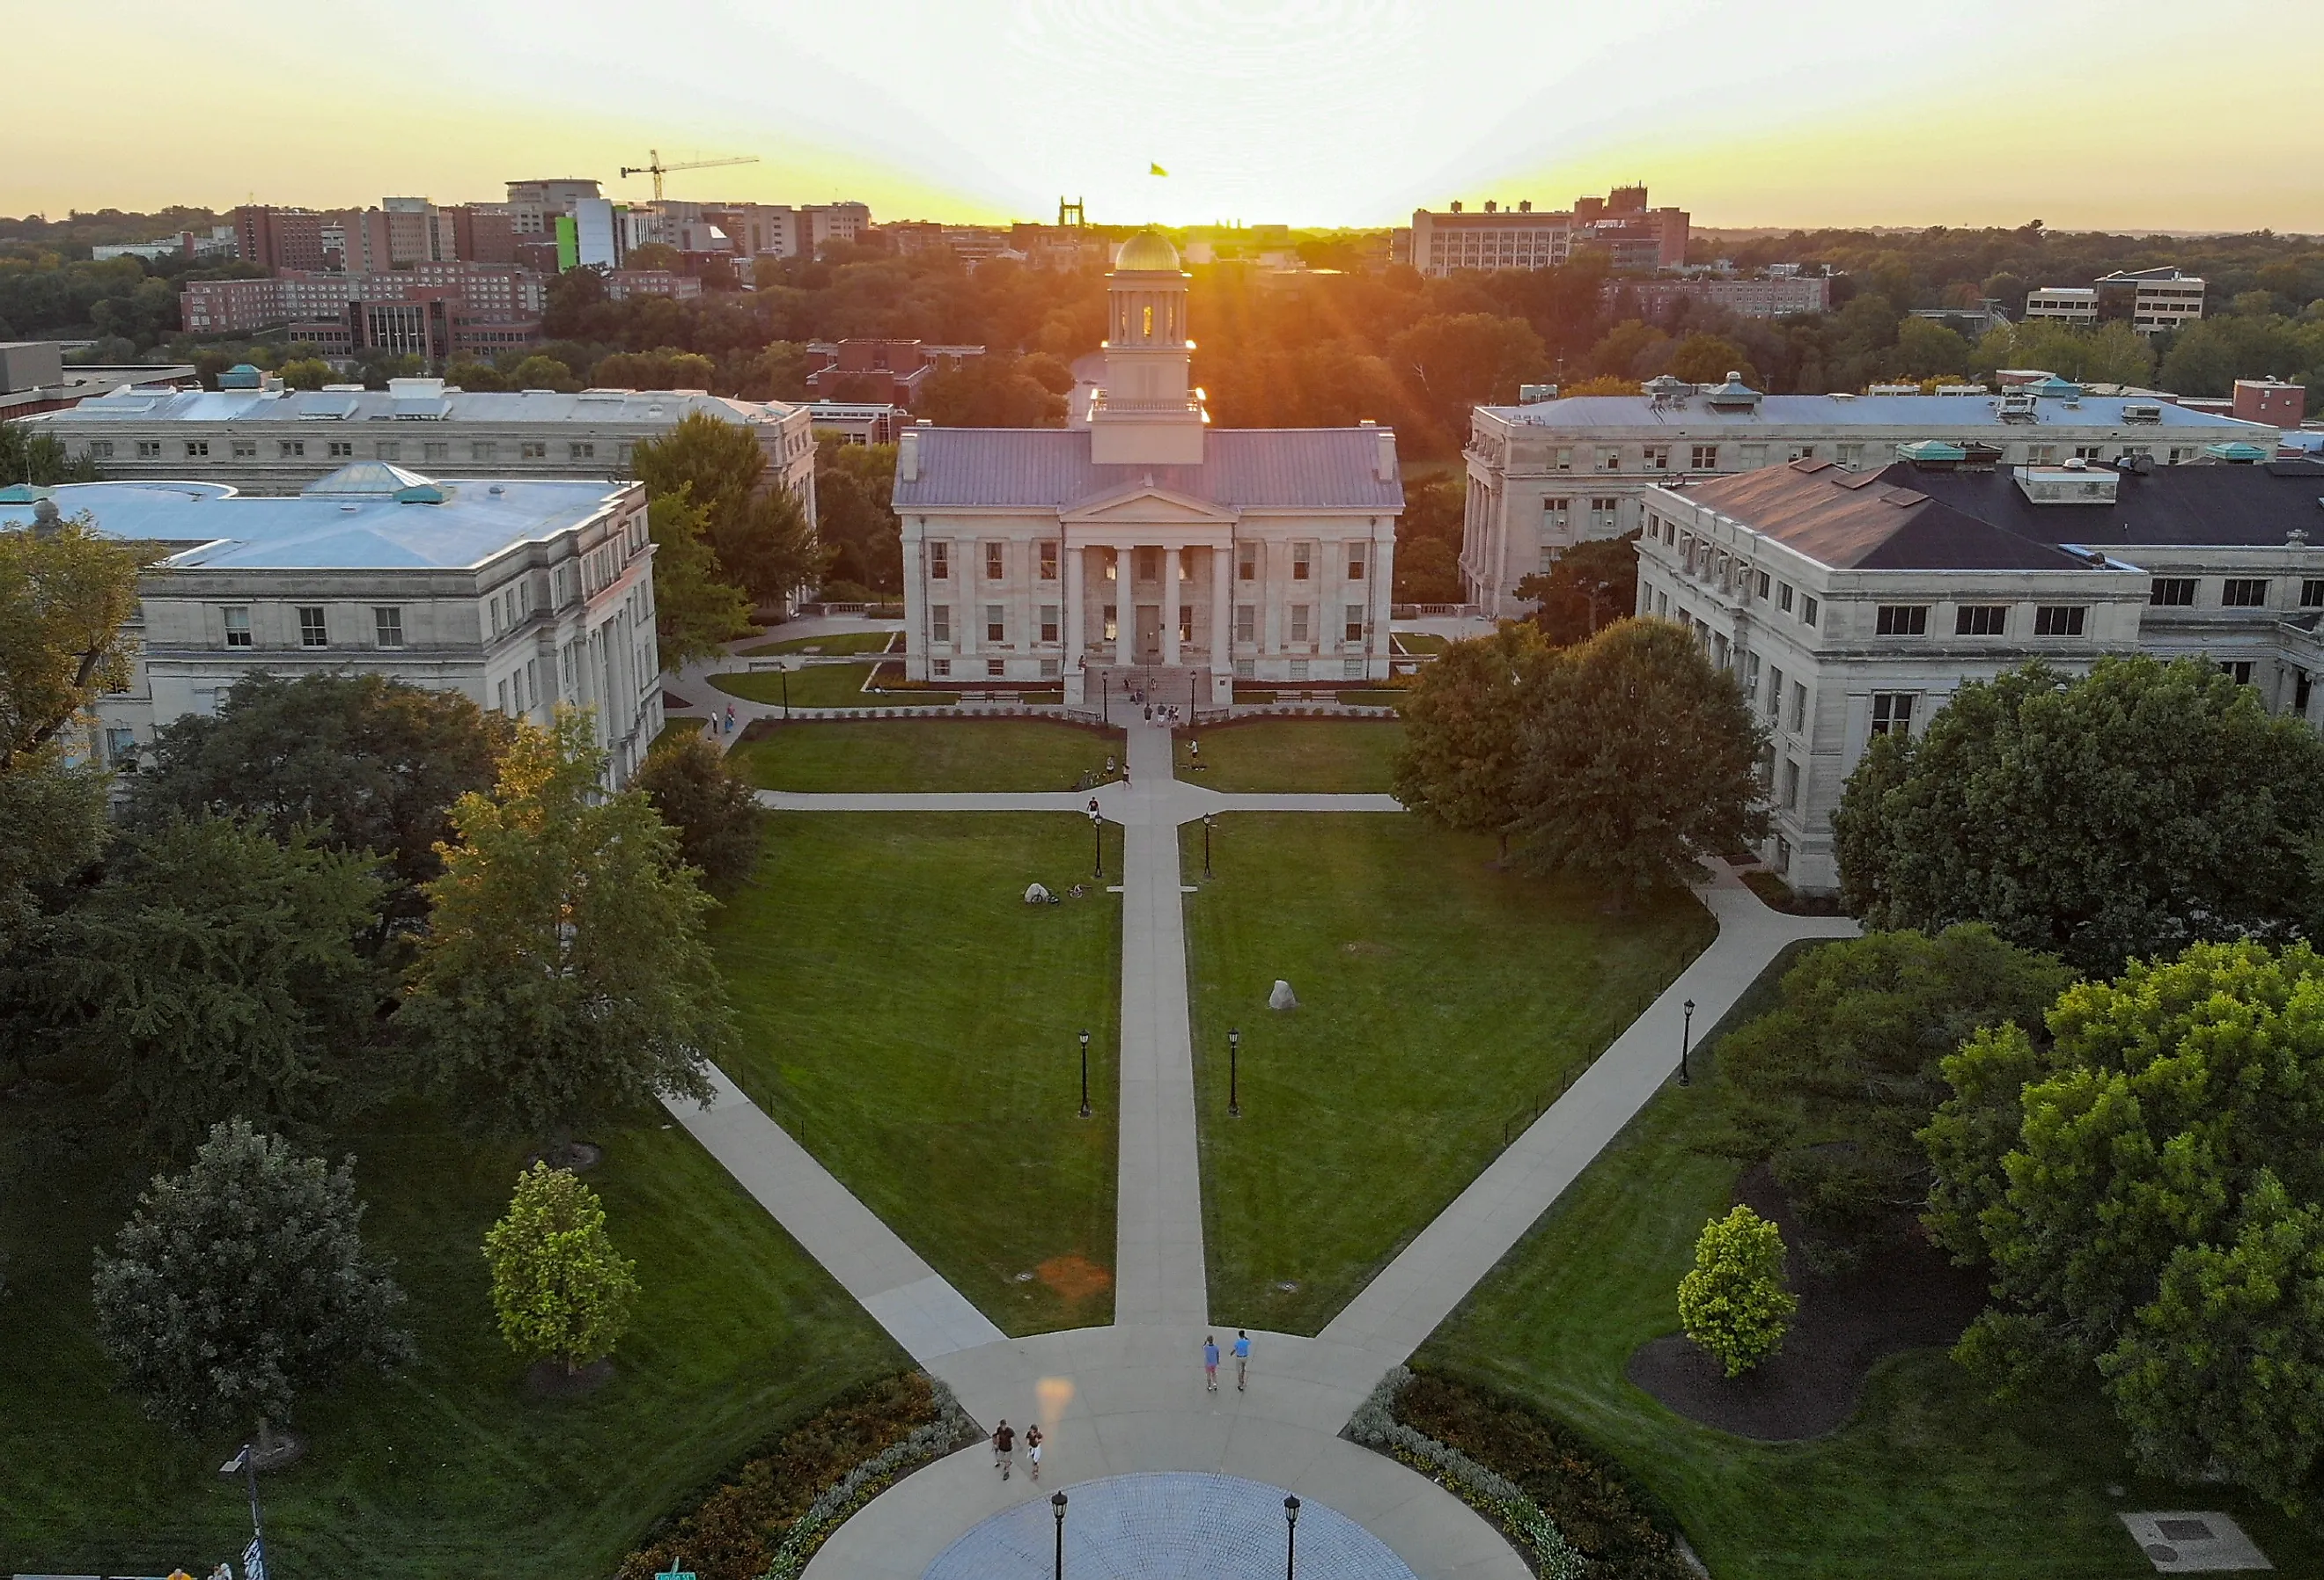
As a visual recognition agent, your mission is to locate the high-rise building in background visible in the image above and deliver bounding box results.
[232,206,327,273]
[1394,186,1690,277]
[505,179,603,236]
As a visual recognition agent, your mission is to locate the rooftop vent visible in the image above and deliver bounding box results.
[1702,372,1761,412]
[2122,403,2164,423]
[1997,392,2039,421]
[2017,465,2119,505]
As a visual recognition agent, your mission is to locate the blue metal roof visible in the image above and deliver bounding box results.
[1483,392,2277,432]
[0,477,629,570]
[893,427,1405,512]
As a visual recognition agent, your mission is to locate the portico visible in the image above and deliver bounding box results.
[894,231,1405,703]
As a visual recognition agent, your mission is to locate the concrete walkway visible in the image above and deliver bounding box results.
[677,693,1858,1579]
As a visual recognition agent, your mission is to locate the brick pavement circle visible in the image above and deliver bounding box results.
[920,1471,1420,1580]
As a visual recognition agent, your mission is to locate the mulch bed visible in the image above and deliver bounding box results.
[1624,1163,1987,1441]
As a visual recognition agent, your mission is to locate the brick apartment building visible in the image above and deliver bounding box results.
[182,266,544,361]
[804,340,984,407]
[1394,186,1689,277]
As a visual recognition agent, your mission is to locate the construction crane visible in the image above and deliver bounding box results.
[619,150,761,202]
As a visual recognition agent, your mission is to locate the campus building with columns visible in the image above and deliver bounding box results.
[894,231,1404,704]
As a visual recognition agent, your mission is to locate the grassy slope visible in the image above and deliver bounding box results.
[1177,719,1406,793]
[0,1114,901,1580]
[732,720,1121,794]
[741,631,897,657]
[1416,944,2324,1578]
[1182,813,1712,1332]
[711,812,1121,1334]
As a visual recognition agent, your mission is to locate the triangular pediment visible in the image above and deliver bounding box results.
[1058,481,1238,526]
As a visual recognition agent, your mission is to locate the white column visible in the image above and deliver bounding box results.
[900,533,926,680]
[1114,547,1135,666]
[1370,518,1396,680]
[1063,538,1085,703]
[1161,545,1182,666]
[1210,538,1233,700]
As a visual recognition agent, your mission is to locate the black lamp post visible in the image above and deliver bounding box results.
[1680,997,1695,1087]
[1229,1027,1241,1118]
[220,1442,269,1580]
[1202,812,1216,878]
[1088,803,1103,878]
[1052,1490,1068,1580]
[1190,671,1198,717]
[781,665,790,720]
[1078,1029,1092,1119]
[1283,1495,1300,1580]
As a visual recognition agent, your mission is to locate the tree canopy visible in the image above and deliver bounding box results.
[634,733,763,894]
[1832,657,2324,976]
[1513,533,1638,647]
[1924,940,2324,1510]
[1678,1205,1797,1378]
[630,412,822,608]
[482,1163,639,1376]
[92,1118,413,1444]
[813,437,902,594]
[1717,925,2073,1261]
[643,492,754,670]
[400,710,729,1146]
[1390,621,1548,862]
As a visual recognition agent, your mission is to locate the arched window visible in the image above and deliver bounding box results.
[1143,304,1153,337]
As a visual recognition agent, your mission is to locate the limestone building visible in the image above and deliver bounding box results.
[894,232,1403,705]
[1460,377,2286,616]
[1636,454,2324,891]
[1,464,664,787]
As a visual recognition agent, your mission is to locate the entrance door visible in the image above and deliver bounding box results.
[1136,605,1163,662]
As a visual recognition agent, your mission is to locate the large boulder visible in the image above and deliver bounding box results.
[1269,980,1298,1011]
[1025,883,1052,905]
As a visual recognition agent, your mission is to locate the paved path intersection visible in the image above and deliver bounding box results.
[663,700,1857,1578]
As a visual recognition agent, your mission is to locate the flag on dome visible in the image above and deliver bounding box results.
[1149,162,1168,176]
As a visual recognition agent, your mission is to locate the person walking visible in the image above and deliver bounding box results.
[1233,1329,1252,1391]
[1025,1422,1044,1482]
[1202,1334,1221,1392]
[724,702,737,734]
[993,1419,1016,1480]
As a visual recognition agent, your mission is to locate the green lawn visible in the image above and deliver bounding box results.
[732,719,1121,794]
[1393,632,1449,655]
[0,1106,901,1580]
[740,630,898,658]
[1416,944,2324,1578]
[1182,813,1714,1332]
[710,665,953,709]
[1178,719,1406,793]
[712,813,1121,1333]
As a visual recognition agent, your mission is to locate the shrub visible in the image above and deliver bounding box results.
[1678,1204,1798,1377]
[482,1163,638,1375]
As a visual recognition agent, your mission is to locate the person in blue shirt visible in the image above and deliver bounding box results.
[1233,1329,1251,1391]
[1202,1334,1220,1392]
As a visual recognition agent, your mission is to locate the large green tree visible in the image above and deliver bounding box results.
[1513,532,1638,647]
[1832,657,2324,976]
[401,710,728,1149]
[644,492,753,670]
[483,1162,640,1377]
[1390,621,1549,862]
[1386,312,1548,443]
[631,412,822,607]
[634,733,762,894]
[1719,925,2073,1262]
[0,425,101,487]
[40,816,385,1147]
[1510,618,1768,900]
[1923,940,2324,1510]
[92,1119,413,1451]
[128,670,509,931]
[916,355,1069,427]
[813,437,901,593]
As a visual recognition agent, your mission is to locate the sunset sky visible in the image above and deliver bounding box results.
[11,0,2316,234]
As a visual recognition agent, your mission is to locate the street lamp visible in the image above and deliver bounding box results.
[1088,802,1103,879]
[1078,1029,1092,1119]
[1229,1027,1241,1118]
[1680,997,1695,1088]
[1052,1490,1069,1580]
[781,665,790,720]
[1202,812,1216,878]
[1283,1495,1300,1580]
[219,1443,270,1580]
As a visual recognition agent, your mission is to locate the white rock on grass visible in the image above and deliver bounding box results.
[1269,980,1298,1010]
[1025,883,1052,905]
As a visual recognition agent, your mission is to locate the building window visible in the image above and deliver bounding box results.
[1103,604,1118,641]
[1597,447,1622,471]
[373,606,405,648]
[1039,540,1059,581]
[1870,692,1916,737]
[985,605,1004,642]
[185,440,210,459]
[2222,578,2270,607]
[278,440,305,458]
[1955,605,2008,636]
[1136,547,1158,582]
[423,442,448,462]
[222,606,252,648]
[520,441,547,459]
[1836,444,1864,467]
[988,658,1005,678]
[2073,445,2104,462]
[1788,445,1814,462]
[1235,604,1256,644]
[88,440,114,459]
[473,441,497,462]
[1292,543,1312,581]
[1554,446,1573,471]
[1179,605,1194,642]
[1739,444,1768,467]
[930,541,950,580]
[985,541,1004,581]
[2034,605,2087,636]
[1876,604,1927,636]
[2151,577,2196,606]
[1781,758,1802,810]
[1690,444,1717,470]
[1777,582,1794,613]
[1238,542,1258,581]
[1040,604,1060,643]
[1348,544,1366,580]
[1588,497,1619,532]
[1766,665,1784,722]
[2302,580,2324,609]
[570,442,595,461]
[376,441,401,460]
[136,440,162,459]
[1290,658,1310,681]
[298,606,328,648]
[1754,570,1770,599]
[1789,681,1807,732]
[1235,658,1255,679]
[1344,604,1364,643]
[1644,445,1670,470]
[2220,660,2255,685]
[1542,497,1570,533]
[1800,595,1820,627]
[1291,605,1310,643]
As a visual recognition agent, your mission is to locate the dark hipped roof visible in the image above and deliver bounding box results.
[891,427,1405,512]
[1682,460,2092,570]
[1684,458,2324,570]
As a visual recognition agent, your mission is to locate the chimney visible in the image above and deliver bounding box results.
[897,424,921,482]
[1372,424,1397,484]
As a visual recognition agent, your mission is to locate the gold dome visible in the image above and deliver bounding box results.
[1112,230,1180,272]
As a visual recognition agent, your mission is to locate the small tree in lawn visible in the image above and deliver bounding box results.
[92,1118,413,1453]
[484,1163,639,1378]
[635,733,763,894]
[401,709,728,1155]
[1678,1205,1798,1378]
